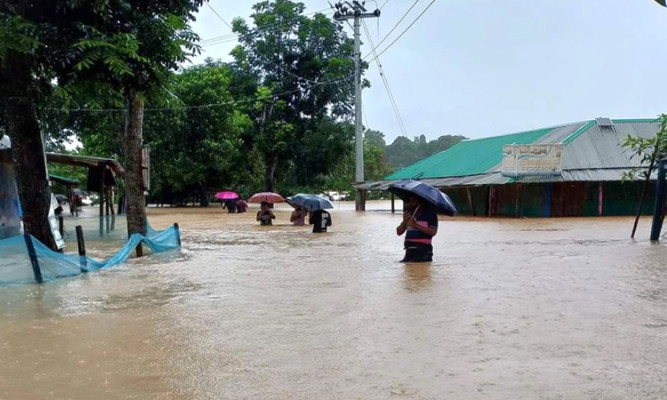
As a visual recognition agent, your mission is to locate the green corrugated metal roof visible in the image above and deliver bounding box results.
[386,127,554,180]
[561,120,596,146]
[49,174,79,185]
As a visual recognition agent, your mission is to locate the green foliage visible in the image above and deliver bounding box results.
[72,33,146,76]
[20,0,466,209]
[0,14,40,57]
[146,61,249,198]
[60,1,204,96]
[230,0,360,191]
[621,114,667,181]
[384,133,467,171]
[364,130,392,181]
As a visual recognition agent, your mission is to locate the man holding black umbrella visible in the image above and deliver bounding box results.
[389,180,456,262]
[396,195,439,262]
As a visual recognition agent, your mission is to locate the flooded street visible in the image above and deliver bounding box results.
[2,202,667,399]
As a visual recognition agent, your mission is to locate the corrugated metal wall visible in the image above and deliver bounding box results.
[448,181,656,218]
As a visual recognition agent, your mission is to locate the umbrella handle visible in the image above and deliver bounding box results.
[411,206,420,220]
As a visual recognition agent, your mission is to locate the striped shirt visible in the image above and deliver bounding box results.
[405,206,438,245]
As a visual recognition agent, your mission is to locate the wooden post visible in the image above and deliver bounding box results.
[23,234,43,284]
[356,189,366,211]
[58,215,64,237]
[99,170,105,237]
[466,187,476,216]
[75,225,88,273]
[514,184,522,218]
[106,187,111,217]
[110,188,116,216]
[99,168,104,218]
[488,186,495,217]
[105,187,110,234]
[174,223,181,246]
[598,182,604,216]
[544,183,552,217]
[391,193,395,214]
[105,187,111,234]
[68,186,75,216]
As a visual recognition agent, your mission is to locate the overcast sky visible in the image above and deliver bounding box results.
[189,0,667,143]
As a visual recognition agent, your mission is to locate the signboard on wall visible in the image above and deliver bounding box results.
[501,144,563,177]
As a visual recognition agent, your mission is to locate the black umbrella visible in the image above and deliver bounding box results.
[388,180,457,216]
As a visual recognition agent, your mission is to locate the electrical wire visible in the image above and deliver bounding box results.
[206,3,233,30]
[362,0,420,58]
[364,0,436,63]
[47,7,355,114]
[200,7,333,47]
[44,73,354,114]
[362,20,407,137]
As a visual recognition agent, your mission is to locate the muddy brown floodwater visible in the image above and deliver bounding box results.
[2,201,667,400]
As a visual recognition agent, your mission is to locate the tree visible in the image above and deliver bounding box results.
[231,0,360,192]
[1,1,204,249]
[622,114,667,238]
[364,129,386,148]
[363,130,391,181]
[69,0,205,238]
[385,134,466,170]
[147,60,252,206]
[0,2,97,249]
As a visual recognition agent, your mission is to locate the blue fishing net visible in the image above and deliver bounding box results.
[0,220,181,286]
[60,214,129,246]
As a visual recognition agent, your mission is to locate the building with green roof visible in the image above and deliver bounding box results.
[359,118,662,217]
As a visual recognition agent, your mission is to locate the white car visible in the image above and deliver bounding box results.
[326,191,347,201]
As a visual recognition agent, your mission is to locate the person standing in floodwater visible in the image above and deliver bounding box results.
[222,199,238,213]
[257,202,275,226]
[290,206,307,226]
[236,199,248,213]
[309,209,332,233]
[396,195,438,262]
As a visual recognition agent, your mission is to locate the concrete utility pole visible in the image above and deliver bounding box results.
[332,1,380,211]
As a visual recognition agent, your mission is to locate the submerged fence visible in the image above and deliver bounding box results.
[0,220,181,286]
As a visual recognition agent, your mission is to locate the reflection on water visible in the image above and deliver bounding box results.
[403,263,432,291]
[1,202,667,400]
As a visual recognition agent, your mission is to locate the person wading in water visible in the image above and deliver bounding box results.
[309,209,332,233]
[396,195,438,262]
[257,202,276,226]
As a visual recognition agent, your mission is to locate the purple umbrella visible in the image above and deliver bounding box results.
[215,191,239,200]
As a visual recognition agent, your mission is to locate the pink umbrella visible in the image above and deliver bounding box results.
[248,192,284,204]
[215,191,239,200]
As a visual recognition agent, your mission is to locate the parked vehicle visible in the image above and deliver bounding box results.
[54,194,68,205]
[325,191,348,201]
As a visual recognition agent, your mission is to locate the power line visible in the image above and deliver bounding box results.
[200,7,333,47]
[44,74,353,114]
[379,0,390,9]
[206,4,233,30]
[364,0,436,63]
[362,20,407,137]
[363,0,421,57]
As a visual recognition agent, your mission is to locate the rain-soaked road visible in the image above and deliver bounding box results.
[1,202,667,400]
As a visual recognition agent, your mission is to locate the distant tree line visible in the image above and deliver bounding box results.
[363,130,467,179]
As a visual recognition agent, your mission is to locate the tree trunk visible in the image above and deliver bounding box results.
[199,183,210,207]
[124,90,147,240]
[265,154,279,192]
[0,52,58,250]
[631,155,658,239]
